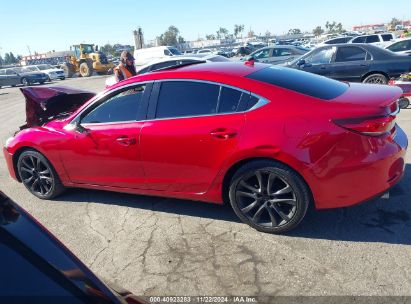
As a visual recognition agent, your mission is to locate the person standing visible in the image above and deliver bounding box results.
[114,51,137,82]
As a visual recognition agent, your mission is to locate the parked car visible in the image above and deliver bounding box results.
[0,67,48,88]
[22,64,66,81]
[196,49,213,54]
[385,38,411,54]
[317,36,353,46]
[286,43,411,84]
[348,33,395,48]
[242,45,309,65]
[133,46,182,67]
[3,62,407,234]
[0,190,145,303]
[105,54,230,87]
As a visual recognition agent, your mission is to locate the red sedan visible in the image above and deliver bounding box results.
[3,62,408,233]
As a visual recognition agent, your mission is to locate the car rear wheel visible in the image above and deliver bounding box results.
[229,160,310,234]
[363,73,388,84]
[17,150,65,199]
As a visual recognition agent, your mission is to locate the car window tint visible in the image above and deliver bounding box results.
[0,70,5,75]
[247,66,348,100]
[248,95,259,109]
[82,86,145,124]
[335,47,366,62]
[156,81,220,119]
[151,60,178,71]
[352,37,366,43]
[218,87,242,113]
[253,49,270,59]
[388,40,411,52]
[0,241,89,303]
[278,49,293,56]
[381,34,393,42]
[6,69,16,75]
[305,47,335,65]
[366,35,379,43]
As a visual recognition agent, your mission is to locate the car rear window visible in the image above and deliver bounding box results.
[246,66,349,100]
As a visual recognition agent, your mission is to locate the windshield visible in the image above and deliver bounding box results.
[38,65,54,70]
[23,66,38,72]
[82,45,94,54]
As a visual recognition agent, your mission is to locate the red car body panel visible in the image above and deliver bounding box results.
[3,62,408,209]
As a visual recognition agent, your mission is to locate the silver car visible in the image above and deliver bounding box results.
[243,45,310,65]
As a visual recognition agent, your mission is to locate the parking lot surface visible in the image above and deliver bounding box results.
[0,76,410,296]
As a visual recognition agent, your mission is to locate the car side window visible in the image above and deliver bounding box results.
[156,81,220,119]
[381,34,393,42]
[278,49,293,56]
[218,87,243,113]
[335,47,366,62]
[366,35,379,43]
[388,40,410,52]
[352,37,366,43]
[305,47,335,65]
[253,49,270,59]
[81,85,146,124]
[0,70,5,75]
[151,60,178,72]
[6,69,17,75]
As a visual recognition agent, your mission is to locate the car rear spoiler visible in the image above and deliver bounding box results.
[20,86,96,127]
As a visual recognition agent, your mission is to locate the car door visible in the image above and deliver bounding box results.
[298,46,336,77]
[59,83,151,188]
[327,46,369,82]
[0,69,7,86]
[272,48,297,65]
[139,80,247,192]
[6,69,20,86]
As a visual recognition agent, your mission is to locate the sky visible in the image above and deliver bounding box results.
[0,0,410,56]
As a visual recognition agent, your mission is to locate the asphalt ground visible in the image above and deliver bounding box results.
[0,76,410,298]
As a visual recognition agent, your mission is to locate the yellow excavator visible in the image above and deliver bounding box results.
[61,44,114,78]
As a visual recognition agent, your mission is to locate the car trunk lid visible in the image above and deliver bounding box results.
[20,86,95,128]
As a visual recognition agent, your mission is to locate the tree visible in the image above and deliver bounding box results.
[9,52,16,64]
[4,53,10,65]
[313,26,324,36]
[0,55,3,66]
[205,34,216,40]
[390,18,401,28]
[288,29,302,35]
[159,25,181,46]
[234,24,245,38]
[265,30,271,38]
[325,21,345,34]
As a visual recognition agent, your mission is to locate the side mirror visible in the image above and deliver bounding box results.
[297,59,312,68]
[95,45,99,51]
[74,122,89,134]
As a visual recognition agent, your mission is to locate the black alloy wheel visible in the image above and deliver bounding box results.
[229,160,310,234]
[17,150,65,199]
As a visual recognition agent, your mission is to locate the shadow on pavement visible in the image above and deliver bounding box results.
[56,164,411,245]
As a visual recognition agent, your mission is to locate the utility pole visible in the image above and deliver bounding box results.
[26,45,32,56]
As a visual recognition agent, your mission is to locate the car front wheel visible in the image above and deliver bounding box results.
[17,150,65,199]
[229,160,310,234]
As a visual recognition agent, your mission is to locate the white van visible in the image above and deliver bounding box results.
[133,46,182,67]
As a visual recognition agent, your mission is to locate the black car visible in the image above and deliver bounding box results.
[286,43,411,84]
[0,191,145,304]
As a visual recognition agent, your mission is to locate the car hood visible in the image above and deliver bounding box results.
[20,86,96,127]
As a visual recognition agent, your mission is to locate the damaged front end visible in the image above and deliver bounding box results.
[20,86,96,129]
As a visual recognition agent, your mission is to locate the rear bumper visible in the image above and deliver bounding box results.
[309,125,408,209]
[3,147,18,181]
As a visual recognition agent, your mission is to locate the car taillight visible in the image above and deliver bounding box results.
[333,115,396,136]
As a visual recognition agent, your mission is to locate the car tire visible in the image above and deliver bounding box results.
[60,77,65,80]
[399,97,410,109]
[61,63,75,78]
[363,73,388,85]
[39,81,45,85]
[17,150,65,199]
[21,78,30,86]
[229,160,311,234]
[47,76,51,82]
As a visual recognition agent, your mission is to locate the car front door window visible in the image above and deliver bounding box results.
[305,47,335,65]
[81,85,146,124]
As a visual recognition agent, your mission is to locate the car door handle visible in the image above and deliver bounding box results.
[116,136,136,146]
[210,128,237,140]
